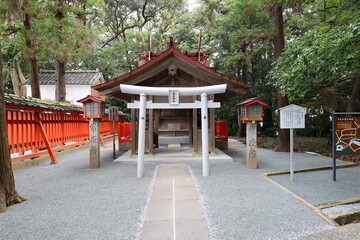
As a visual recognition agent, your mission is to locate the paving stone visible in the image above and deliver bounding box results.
[145,200,173,221]
[175,199,204,220]
[175,186,198,200]
[141,220,173,240]
[150,185,173,200]
[174,176,194,187]
[176,219,209,240]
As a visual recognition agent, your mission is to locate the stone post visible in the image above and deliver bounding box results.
[246,122,257,169]
[89,118,100,169]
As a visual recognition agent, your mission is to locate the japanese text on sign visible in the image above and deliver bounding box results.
[169,90,179,105]
[280,105,306,129]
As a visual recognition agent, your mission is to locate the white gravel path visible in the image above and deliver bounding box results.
[188,140,359,240]
[0,147,156,240]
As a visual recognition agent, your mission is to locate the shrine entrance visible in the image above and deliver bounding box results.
[93,38,251,176]
[121,84,225,177]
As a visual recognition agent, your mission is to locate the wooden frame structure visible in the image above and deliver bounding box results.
[93,38,251,158]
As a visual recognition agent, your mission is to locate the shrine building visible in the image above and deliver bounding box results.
[93,38,251,157]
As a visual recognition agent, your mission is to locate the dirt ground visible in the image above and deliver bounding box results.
[237,136,360,166]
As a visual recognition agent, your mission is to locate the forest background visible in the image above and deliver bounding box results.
[1,0,359,139]
[0,0,359,212]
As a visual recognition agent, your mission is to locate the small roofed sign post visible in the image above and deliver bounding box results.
[332,113,360,181]
[77,95,106,169]
[237,98,268,169]
[279,104,306,181]
[109,106,119,159]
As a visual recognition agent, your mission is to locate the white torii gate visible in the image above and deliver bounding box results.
[120,84,227,177]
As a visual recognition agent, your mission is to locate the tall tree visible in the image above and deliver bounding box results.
[0,44,26,213]
[22,0,41,98]
[55,0,66,102]
[269,3,290,151]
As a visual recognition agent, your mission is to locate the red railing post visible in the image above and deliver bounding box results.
[35,112,57,164]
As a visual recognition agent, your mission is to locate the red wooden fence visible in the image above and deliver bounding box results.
[117,121,229,142]
[215,121,229,141]
[6,108,120,163]
[118,122,132,143]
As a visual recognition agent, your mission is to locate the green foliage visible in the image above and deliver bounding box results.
[269,22,360,100]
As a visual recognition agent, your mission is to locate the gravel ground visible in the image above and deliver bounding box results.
[322,203,360,215]
[0,146,156,240]
[270,168,360,205]
[189,140,359,240]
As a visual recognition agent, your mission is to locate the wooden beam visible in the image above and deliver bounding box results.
[35,113,57,164]
[154,109,159,148]
[148,96,154,155]
[131,96,137,156]
[209,94,215,155]
[193,96,198,155]
[189,109,193,146]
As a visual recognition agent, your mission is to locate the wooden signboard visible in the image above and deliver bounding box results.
[109,106,119,121]
[280,104,306,129]
[335,116,360,153]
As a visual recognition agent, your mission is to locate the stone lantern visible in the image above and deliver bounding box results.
[77,95,107,169]
[237,98,268,169]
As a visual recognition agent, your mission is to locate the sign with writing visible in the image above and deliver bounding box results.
[280,104,306,129]
[109,106,119,121]
[335,116,360,153]
[169,90,179,105]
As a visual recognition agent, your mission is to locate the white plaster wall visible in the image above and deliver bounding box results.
[66,85,91,105]
[25,85,91,105]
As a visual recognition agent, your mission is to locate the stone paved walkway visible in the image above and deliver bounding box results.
[140,163,209,240]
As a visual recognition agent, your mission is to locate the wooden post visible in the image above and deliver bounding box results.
[112,120,116,159]
[35,112,57,164]
[149,96,154,155]
[131,97,137,156]
[89,118,100,169]
[209,94,215,155]
[188,109,193,146]
[154,109,159,148]
[193,97,198,155]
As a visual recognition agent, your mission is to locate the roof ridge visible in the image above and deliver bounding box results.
[40,69,99,73]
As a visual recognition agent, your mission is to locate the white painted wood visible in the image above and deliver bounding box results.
[120,84,227,96]
[137,93,147,178]
[127,100,220,109]
[201,93,209,177]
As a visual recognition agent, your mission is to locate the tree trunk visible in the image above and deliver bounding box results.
[55,60,66,102]
[23,0,41,99]
[27,57,41,98]
[55,1,66,102]
[240,44,247,83]
[271,4,290,152]
[0,47,25,213]
[347,77,360,112]
[10,62,26,96]
[263,105,274,129]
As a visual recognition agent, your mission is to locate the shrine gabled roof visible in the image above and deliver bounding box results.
[93,44,252,102]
